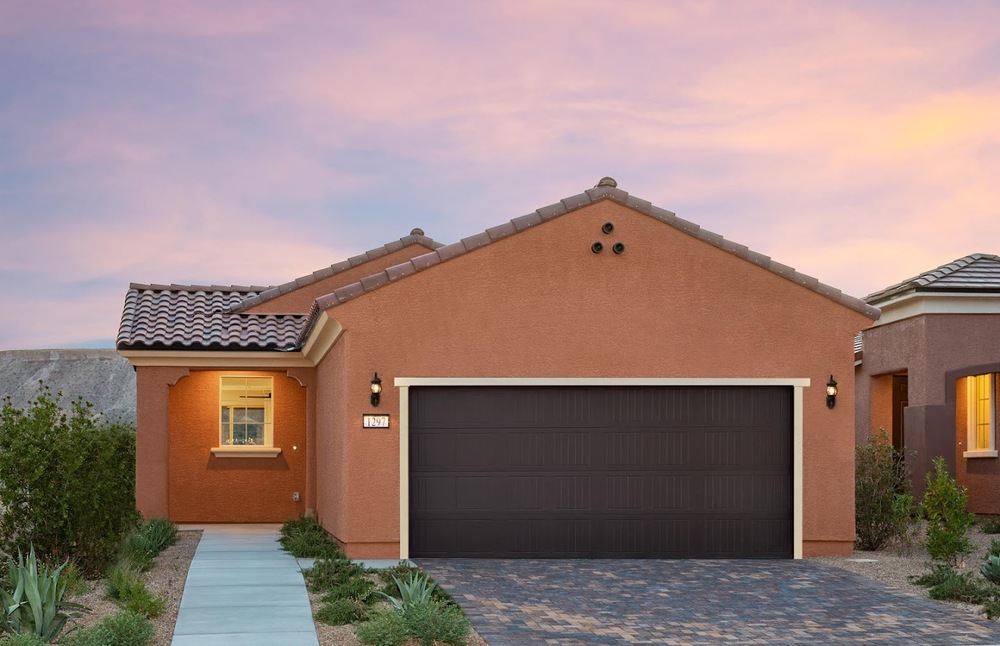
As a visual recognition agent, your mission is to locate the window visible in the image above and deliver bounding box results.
[965,374,996,458]
[215,377,277,456]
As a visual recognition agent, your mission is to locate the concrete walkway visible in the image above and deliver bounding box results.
[172,524,319,646]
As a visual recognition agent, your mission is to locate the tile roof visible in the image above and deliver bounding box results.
[865,254,1000,304]
[313,179,881,320]
[117,284,309,350]
[228,233,442,313]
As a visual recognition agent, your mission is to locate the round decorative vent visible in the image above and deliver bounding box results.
[613,242,625,255]
[591,242,604,254]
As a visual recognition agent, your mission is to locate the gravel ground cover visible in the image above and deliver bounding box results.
[816,522,1000,618]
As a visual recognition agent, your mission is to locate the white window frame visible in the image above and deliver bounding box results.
[211,376,281,458]
[964,374,997,458]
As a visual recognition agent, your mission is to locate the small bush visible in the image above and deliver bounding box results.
[61,561,90,598]
[911,563,956,587]
[61,610,154,646]
[989,540,1000,559]
[279,516,342,559]
[403,599,469,646]
[920,457,975,565]
[136,519,177,554]
[105,566,165,618]
[0,388,140,577]
[855,428,914,551]
[304,558,367,594]
[983,555,1000,585]
[316,598,368,626]
[323,576,376,604]
[0,634,47,646]
[981,518,1000,534]
[984,596,1000,619]
[378,574,437,611]
[355,608,408,646]
[376,566,456,607]
[928,570,992,604]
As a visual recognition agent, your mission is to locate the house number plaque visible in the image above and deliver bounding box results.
[362,414,390,428]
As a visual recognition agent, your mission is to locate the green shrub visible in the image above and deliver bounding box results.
[376,566,456,607]
[920,456,975,565]
[105,566,164,619]
[984,595,1000,619]
[988,540,1000,559]
[403,599,469,646]
[355,608,408,646]
[910,563,956,587]
[0,548,87,642]
[928,569,992,604]
[304,558,367,594]
[323,576,376,604]
[60,610,154,646]
[279,516,342,559]
[60,562,90,598]
[0,634,47,646]
[981,518,1000,534]
[854,428,914,551]
[316,597,368,626]
[0,389,140,577]
[137,519,177,554]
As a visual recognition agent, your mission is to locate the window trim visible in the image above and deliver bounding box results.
[964,373,997,458]
[215,376,280,459]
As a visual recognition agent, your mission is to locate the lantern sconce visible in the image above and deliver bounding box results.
[826,375,838,409]
[370,373,382,407]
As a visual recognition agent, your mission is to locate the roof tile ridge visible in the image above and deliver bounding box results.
[865,253,1000,303]
[306,179,877,320]
[228,233,443,313]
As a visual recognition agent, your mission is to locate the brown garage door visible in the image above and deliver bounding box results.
[409,386,792,558]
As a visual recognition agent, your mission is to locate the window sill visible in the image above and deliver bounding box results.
[963,449,998,458]
[211,447,282,458]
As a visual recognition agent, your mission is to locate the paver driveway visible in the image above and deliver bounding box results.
[414,559,1000,646]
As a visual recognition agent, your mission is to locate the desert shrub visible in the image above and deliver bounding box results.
[304,558,367,594]
[118,518,178,574]
[105,566,164,618]
[988,540,1000,559]
[0,548,87,642]
[402,599,469,646]
[984,596,1000,619]
[855,428,914,551]
[910,563,956,587]
[927,569,992,603]
[60,562,90,598]
[0,635,47,646]
[279,516,342,559]
[983,555,1000,585]
[323,575,376,604]
[316,597,368,626]
[376,566,456,607]
[0,388,139,577]
[920,456,974,565]
[377,574,437,611]
[355,608,408,646]
[60,610,154,646]
[981,518,1000,534]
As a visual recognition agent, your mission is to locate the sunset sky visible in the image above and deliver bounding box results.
[1,1,998,350]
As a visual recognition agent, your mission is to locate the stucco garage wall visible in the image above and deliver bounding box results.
[167,370,308,522]
[313,200,872,558]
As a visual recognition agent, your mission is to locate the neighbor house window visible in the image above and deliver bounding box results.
[219,376,273,446]
[965,374,996,458]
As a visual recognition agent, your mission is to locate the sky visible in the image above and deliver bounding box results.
[1,1,998,350]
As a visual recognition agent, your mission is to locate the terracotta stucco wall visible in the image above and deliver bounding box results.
[312,201,872,558]
[135,366,189,519]
[246,245,437,314]
[167,370,307,522]
[858,313,1000,505]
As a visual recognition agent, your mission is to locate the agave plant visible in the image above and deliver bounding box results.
[376,573,437,611]
[982,554,1000,586]
[0,547,88,642]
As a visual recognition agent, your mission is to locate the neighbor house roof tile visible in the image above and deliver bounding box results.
[117,284,308,351]
[865,254,1000,304]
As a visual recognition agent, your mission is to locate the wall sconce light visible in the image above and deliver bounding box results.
[370,373,382,407]
[826,375,838,409]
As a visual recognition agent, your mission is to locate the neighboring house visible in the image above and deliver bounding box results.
[855,254,1000,507]
[117,178,877,560]
[0,349,136,424]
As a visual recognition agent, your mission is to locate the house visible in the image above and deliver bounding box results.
[117,178,878,559]
[855,254,1000,507]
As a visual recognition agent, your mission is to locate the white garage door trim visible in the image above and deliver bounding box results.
[395,377,810,560]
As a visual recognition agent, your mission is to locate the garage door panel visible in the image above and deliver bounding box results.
[409,386,792,559]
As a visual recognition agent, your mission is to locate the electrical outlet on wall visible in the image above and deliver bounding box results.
[292,492,300,502]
